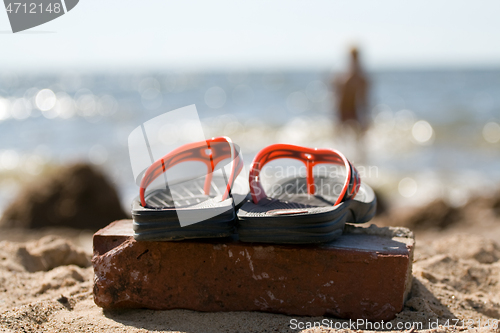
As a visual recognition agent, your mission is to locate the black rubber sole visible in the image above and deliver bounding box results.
[237,207,348,244]
[133,216,236,241]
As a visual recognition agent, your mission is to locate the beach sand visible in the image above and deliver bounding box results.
[1,201,500,333]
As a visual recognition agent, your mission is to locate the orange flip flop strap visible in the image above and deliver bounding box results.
[249,144,359,205]
[140,136,243,207]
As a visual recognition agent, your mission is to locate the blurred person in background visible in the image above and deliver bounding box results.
[332,47,370,160]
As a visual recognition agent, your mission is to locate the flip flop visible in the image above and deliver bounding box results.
[132,136,247,241]
[237,144,376,244]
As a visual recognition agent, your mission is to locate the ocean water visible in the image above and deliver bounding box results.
[0,69,499,214]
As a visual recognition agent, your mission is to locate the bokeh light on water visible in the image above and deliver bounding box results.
[35,89,57,112]
[411,120,434,145]
[483,122,500,143]
[0,98,10,121]
[398,177,418,198]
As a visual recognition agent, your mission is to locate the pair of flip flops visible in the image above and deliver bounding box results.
[132,137,376,244]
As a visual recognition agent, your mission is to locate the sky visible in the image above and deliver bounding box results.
[1,0,500,72]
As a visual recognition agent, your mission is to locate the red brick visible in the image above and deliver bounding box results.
[93,220,414,321]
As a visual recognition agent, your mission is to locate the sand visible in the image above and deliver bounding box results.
[1,204,500,332]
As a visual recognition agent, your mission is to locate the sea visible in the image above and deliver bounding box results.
[0,69,499,214]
